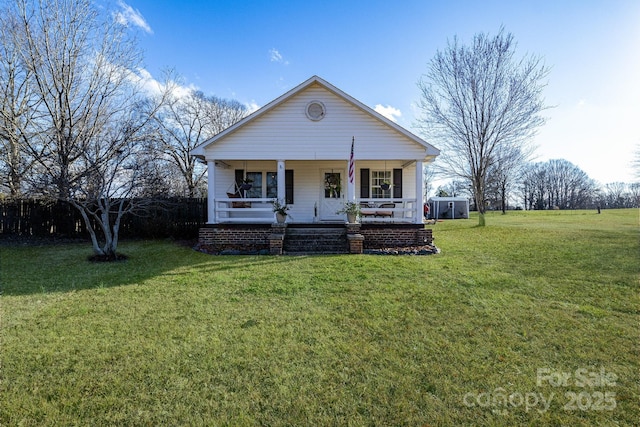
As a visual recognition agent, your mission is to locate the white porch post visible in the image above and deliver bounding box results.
[207,160,216,224]
[415,160,424,224]
[277,160,286,201]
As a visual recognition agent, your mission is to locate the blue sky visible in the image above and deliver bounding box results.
[116,0,639,185]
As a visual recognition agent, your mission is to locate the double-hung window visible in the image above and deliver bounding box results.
[371,170,392,198]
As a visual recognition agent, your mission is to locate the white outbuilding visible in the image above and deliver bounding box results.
[427,197,470,219]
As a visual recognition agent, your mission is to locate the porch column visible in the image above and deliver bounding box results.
[415,160,424,224]
[277,160,286,201]
[207,160,216,224]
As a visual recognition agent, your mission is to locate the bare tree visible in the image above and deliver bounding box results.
[0,5,39,196]
[13,0,166,258]
[521,159,596,210]
[66,97,165,258]
[486,145,534,213]
[152,81,248,197]
[423,165,437,199]
[15,0,143,199]
[603,182,628,209]
[520,162,546,210]
[418,28,549,225]
[628,183,640,208]
[437,180,469,198]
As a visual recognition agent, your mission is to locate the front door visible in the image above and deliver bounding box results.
[319,170,344,221]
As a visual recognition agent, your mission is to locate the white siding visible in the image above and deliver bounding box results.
[202,83,427,161]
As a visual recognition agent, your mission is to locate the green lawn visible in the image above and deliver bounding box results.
[1,209,638,426]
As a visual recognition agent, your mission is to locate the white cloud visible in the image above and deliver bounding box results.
[374,104,402,122]
[130,68,196,99]
[245,101,260,114]
[115,0,153,34]
[269,48,289,65]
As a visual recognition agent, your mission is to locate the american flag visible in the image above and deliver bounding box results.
[348,136,355,184]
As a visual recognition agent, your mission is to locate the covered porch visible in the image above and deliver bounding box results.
[205,159,428,225]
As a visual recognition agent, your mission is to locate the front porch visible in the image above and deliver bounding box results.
[205,159,428,225]
[197,222,434,255]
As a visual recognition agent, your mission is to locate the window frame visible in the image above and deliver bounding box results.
[371,170,392,198]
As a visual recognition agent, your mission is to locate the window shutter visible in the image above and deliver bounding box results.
[285,170,294,204]
[393,168,402,199]
[360,169,370,198]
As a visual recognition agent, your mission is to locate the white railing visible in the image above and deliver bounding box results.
[358,198,417,223]
[215,197,274,223]
[214,197,419,223]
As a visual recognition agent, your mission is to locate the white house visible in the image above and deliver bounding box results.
[191,75,439,224]
[191,76,440,254]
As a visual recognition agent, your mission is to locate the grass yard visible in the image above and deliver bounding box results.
[1,209,638,426]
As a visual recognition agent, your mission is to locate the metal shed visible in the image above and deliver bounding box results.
[428,197,470,219]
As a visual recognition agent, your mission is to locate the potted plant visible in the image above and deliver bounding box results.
[336,201,361,223]
[380,181,391,191]
[271,199,290,223]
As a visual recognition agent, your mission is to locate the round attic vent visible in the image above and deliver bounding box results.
[305,101,325,121]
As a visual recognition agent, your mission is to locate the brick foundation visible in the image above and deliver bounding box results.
[198,224,271,250]
[198,223,434,254]
[360,224,433,248]
[347,233,364,254]
[269,223,287,255]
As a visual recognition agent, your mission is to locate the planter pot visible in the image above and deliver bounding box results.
[240,183,252,191]
[276,212,286,223]
[380,183,391,191]
[347,213,357,223]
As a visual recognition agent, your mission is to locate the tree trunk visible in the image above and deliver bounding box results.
[474,178,486,227]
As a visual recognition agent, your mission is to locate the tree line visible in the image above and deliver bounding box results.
[435,158,639,211]
[0,0,247,257]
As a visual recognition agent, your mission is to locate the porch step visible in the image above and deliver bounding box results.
[283,227,348,254]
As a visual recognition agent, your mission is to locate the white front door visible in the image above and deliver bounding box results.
[319,170,344,221]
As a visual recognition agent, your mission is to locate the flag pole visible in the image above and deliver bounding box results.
[348,136,356,202]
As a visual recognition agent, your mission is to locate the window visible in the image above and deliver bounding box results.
[324,172,341,198]
[235,169,294,204]
[371,170,391,198]
[244,172,262,198]
[305,101,326,121]
[266,172,278,199]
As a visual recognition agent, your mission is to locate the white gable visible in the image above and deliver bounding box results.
[192,76,439,162]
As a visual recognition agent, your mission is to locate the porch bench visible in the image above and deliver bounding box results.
[376,203,395,218]
[227,192,251,208]
[360,202,377,217]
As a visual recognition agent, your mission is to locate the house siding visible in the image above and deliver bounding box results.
[201,83,427,161]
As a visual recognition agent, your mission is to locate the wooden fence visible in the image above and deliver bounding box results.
[0,198,207,239]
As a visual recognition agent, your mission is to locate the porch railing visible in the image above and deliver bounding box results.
[214,197,420,223]
[358,198,417,223]
[215,197,274,223]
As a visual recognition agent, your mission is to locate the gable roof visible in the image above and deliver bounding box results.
[191,75,439,159]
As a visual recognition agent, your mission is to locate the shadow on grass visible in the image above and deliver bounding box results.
[0,239,306,296]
